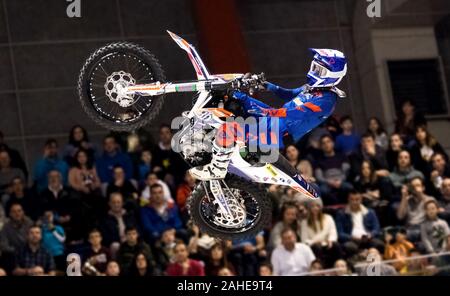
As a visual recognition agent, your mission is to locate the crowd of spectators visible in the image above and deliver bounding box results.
[1,100,450,276]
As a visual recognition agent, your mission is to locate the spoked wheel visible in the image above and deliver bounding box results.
[78,42,166,131]
[188,175,272,241]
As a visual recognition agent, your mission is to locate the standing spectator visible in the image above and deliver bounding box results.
[99,192,138,251]
[271,228,316,276]
[33,139,69,193]
[394,99,426,145]
[205,243,235,276]
[106,166,139,213]
[0,131,28,179]
[397,177,435,241]
[314,135,352,205]
[409,125,448,176]
[335,116,360,156]
[0,203,33,253]
[420,200,449,253]
[63,125,96,166]
[128,252,157,277]
[165,240,205,276]
[40,170,81,243]
[3,177,38,220]
[152,124,188,187]
[82,229,110,275]
[116,226,155,274]
[140,184,184,243]
[367,117,388,150]
[268,203,301,250]
[384,227,414,273]
[335,190,383,256]
[13,226,56,276]
[386,133,405,171]
[300,199,342,267]
[430,153,450,191]
[176,171,196,224]
[348,133,390,181]
[40,210,66,271]
[137,149,153,185]
[96,135,133,184]
[0,150,25,195]
[140,172,173,207]
[389,150,424,193]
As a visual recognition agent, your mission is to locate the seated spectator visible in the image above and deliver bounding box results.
[140,184,184,243]
[99,192,138,251]
[300,199,342,267]
[68,149,101,196]
[33,139,69,193]
[153,228,177,271]
[335,116,360,156]
[13,226,56,276]
[421,200,450,254]
[140,172,173,207]
[410,125,448,177]
[165,240,205,276]
[0,150,25,195]
[386,133,405,171]
[40,210,66,271]
[217,267,234,276]
[259,262,273,276]
[389,150,424,194]
[397,177,435,241]
[229,231,266,276]
[384,227,414,273]
[367,117,388,150]
[105,261,120,276]
[309,259,324,275]
[116,226,155,274]
[96,135,133,184]
[0,203,5,231]
[63,125,96,166]
[268,203,301,250]
[82,229,110,275]
[358,248,397,276]
[335,190,383,257]
[0,203,33,253]
[430,152,450,192]
[394,99,426,145]
[106,166,139,214]
[405,248,432,275]
[40,170,82,243]
[205,243,235,276]
[176,171,196,224]
[348,133,389,180]
[137,149,153,185]
[438,178,450,223]
[271,228,316,276]
[314,135,352,205]
[0,131,28,179]
[284,144,302,171]
[333,259,355,276]
[128,252,157,277]
[3,176,38,220]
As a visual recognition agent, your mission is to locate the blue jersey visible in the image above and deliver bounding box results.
[232,82,338,145]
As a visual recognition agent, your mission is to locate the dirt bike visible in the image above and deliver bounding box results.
[78,31,319,240]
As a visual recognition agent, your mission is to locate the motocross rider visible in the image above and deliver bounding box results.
[189,48,348,181]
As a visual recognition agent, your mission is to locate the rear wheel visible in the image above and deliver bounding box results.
[78,42,166,131]
[188,175,272,241]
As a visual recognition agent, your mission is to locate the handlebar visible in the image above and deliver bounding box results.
[208,73,266,93]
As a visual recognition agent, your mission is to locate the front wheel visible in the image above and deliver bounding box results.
[78,42,166,131]
[188,175,272,241]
